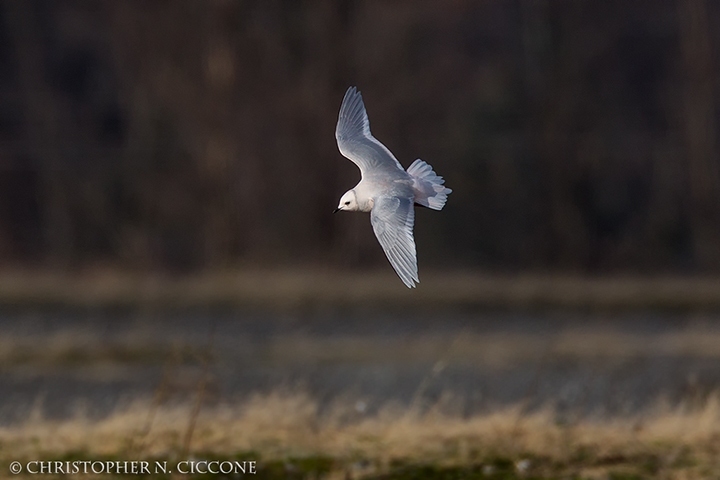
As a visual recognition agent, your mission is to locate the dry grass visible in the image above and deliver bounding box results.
[2,391,720,478]
[3,269,720,310]
[3,270,720,478]
[3,326,720,372]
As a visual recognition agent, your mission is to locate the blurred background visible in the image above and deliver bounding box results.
[1,0,720,274]
[2,0,720,427]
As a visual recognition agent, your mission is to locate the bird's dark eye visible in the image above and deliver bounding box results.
[344,201,350,205]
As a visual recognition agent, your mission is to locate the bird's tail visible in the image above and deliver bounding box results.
[407,159,452,210]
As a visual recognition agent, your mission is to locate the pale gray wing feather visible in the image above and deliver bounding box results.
[335,87,405,176]
[370,196,419,288]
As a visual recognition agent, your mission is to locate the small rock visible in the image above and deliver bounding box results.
[516,459,531,473]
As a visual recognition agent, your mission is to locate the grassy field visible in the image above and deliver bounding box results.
[3,268,720,310]
[2,269,720,479]
[1,391,720,479]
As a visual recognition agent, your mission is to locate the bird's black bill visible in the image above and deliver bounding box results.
[333,208,341,214]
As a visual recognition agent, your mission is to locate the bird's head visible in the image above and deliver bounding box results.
[334,190,358,213]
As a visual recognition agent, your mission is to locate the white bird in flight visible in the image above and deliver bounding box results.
[334,87,452,288]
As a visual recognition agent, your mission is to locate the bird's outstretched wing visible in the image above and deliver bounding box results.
[335,87,405,176]
[370,195,419,288]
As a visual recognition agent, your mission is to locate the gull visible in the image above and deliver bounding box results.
[334,87,452,288]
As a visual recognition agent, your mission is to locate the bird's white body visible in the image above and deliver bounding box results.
[334,87,452,288]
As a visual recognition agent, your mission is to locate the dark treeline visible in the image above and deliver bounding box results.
[0,0,718,274]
